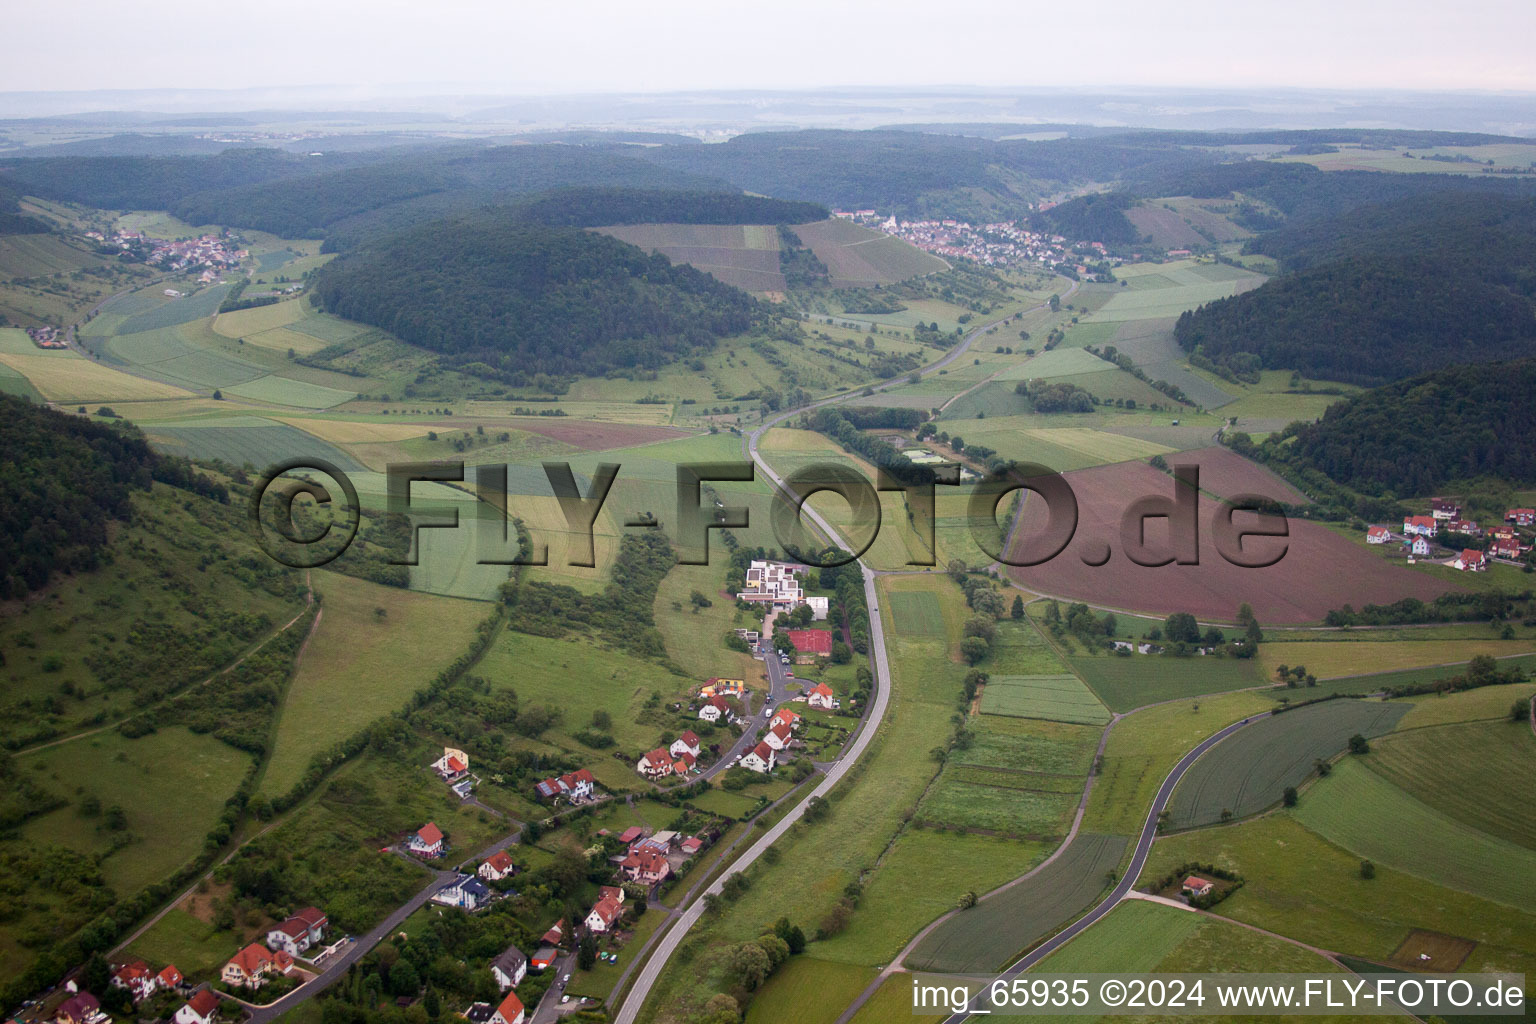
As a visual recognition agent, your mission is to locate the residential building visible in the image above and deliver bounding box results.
[156,965,185,991]
[1430,499,1460,521]
[532,767,595,803]
[769,707,801,732]
[1402,516,1437,537]
[741,741,776,773]
[1448,519,1480,536]
[1181,876,1214,897]
[584,895,623,933]
[432,747,470,779]
[174,990,221,1024]
[620,846,672,885]
[1493,537,1522,559]
[489,945,527,990]
[222,943,288,989]
[491,990,525,1024]
[434,874,493,910]
[807,683,836,710]
[599,884,626,905]
[541,920,565,947]
[1455,549,1487,572]
[669,731,702,759]
[1365,526,1391,544]
[637,748,673,778]
[698,695,732,723]
[266,906,327,955]
[681,836,704,856]
[762,721,793,752]
[464,1003,496,1024]
[1408,535,1432,557]
[408,822,445,858]
[672,751,696,774]
[1506,508,1535,526]
[111,960,156,1002]
[56,994,100,1024]
[479,850,517,882]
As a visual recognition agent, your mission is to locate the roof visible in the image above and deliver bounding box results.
[588,895,623,927]
[541,919,564,944]
[771,708,800,726]
[750,740,774,761]
[59,995,99,1019]
[157,964,184,986]
[565,768,595,786]
[769,722,792,743]
[622,847,670,875]
[531,945,557,965]
[617,826,646,844]
[678,730,700,746]
[495,990,525,1022]
[446,756,467,773]
[1405,515,1436,527]
[1182,875,1212,888]
[417,822,444,845]
[641,748,672,770]
[681,836,704,851]
[490,944,527,974]
[706,695,730,710]
[484,850,515,873]
[115,960,152,981]
[1366,525,1389,536]
[1462,548,1485,562]
[809,683,834,698]
[785,629,833,655]
[229,942,273,973]
[186,990,221,1018]
[466,1003,496,1024]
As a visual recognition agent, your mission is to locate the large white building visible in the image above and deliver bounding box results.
[737,560,805,609]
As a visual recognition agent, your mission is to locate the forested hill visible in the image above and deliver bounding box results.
[1174,193,1536,386]
[1255,358,1536,496]
[511,187,827,227]
[0,396,228,597]
[310,212,761,382]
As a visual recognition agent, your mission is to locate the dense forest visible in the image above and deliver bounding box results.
[510,187,826,227]
[310,212,761,382]
[1250,358,1536,495]
[1028,192,1140,244]
[1174,194,1536,384]
[0,181,49,235]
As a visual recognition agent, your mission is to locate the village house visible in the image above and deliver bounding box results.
[1430,499,1460,521]
[266,906,327,956]
[532,767,596,803]
[1491,524,1518,542]
[1181,876,1214,897]
[697,695,733,723]
[637,748,674,778]
[621,846,672,885]
[407,822,445,858]
[174,990,220,1024]
[1407,535,1432,557]
[110,960,156,1002]
[479,850,518,882]
[1402,515,1437,537]
[1448,518,1480,536]
[491,990,526,1024]
[432,747,470,779]
[769,707,801,732]
[222,943,294,989]
[807,683,836,710]
[784,629,833,662]
[541,920,565,947]
[680,836,704,856]
[672,751,696,775]
[669,731,702,759]
[157,964,185,991]
[584,894,623,933]
[434,874,493,910]
[489,945,527,990]
[1493,537,1522,559]
[762,720,794,752]
[55,993,101,1024]
[1455,549,1487,572]
[1506,508,1536,526]
[740,740,776,773]
[464,1003,496,1024]
[1365,525,1392,544]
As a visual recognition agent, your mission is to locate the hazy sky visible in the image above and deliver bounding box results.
[8,0,1536,95]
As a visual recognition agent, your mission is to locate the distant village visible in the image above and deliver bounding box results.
[832,208,1118,277]
[1369,499,1534,570]
[85,228,248,278]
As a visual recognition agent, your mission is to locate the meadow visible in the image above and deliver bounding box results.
[0,349,194,402]
[914,770,1080,836]
[1257,639,1535,680]
[744,957,877,1024]
[979,674,1111,725]
[1028,900,1200,974]
[1070,653,1265,712]
[1165,698,1410,829]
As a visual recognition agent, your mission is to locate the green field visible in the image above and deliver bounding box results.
[1293,758,1536,912]
[1365,720,1536,848]
[979,674,1111,725]
[914,768,1080,836]
[1071,653,1265,711]
[259,572,489,798]
[889,590,946,636]
[1262,655,1536,704]
[144,419,365,472]
[125,907,260,978]
[223,373,357,408]
[956,714,1100,775]
[1166,698,1410,829]
[745,957,877,1024]
[906,832,1127,973]
[1029,900,1201,974]
[986,620,1073,676]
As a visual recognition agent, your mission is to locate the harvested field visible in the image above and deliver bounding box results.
[594,223,786,292]
[1169,446,1310,504]
[790,218,948,285]
[1004,459,1453,623]
[1389,930,1477,972]
[507,417,690,450]
[0,351,193,401]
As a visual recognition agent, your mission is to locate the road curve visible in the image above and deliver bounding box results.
[942,709,1273,1022]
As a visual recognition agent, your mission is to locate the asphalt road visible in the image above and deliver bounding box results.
[696,640,797,780]
[941,710,1273,1022]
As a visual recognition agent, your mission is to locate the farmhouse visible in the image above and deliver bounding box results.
[432,746,470,779]
[1402,515,1437,537]
[110,960,156,1002]
[763,721,794,752]
[637,748,674,778]
[489,945,527,990]
[698,695,733,723]
[174,990,221,1024]
[533,768,595,803]
[1365,526,1391,544]
[266,906,328,955]
[736,560,806,609]
[1181,876,1214,897]
[670,730,702,759]
[807,682,836,710]
[434,874,493,910]
[479,850,518,881]
[741,740,776,773]
[584,894,624,933]
[1455,549,1487,572]
[1430,498,1460,521]
[621,846,672,885]
[491,990,526,1024]
[408,822,445,858]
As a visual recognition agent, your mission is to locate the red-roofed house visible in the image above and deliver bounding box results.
[698,695,733,723]
[492,990,525,1024]
[617,826,647,845]
[636,748,673,778]
[266,906,327,955]
[681,836,704,855]
[1507,508,1535,526]
[741,740,776,774]
[561,768,596,799]
[175,990,220,1024]
[599,884,626,904]
[1365,525,1391,544]
[432,747,470,779]
[672,752,696,775]
[479,850,517,882]
[1181,876,1214,897]
[157,964,185,991]
[1403,515,1436,537]
[1493,537,1522,559]
[670,731,702,759]
[1455,549,1487,572]
[584,895,624,934]
[408,822,445,858]
[769,707,800,731]
[111,959,156,1002]
[1448,519,1480,536]
[785,629,833,658]
[762,721,793,752]
[621,847,672,885]
[1407,535,1432,557]
[222,943,278,988]
[541,920,565,947]
[807,683,835,710]
[56,994,99,1024]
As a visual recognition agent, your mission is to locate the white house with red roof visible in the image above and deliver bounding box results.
[681,835,704,855]
[621,846,672,884]
[1507,508,1536,526]
[669,731,702,759]
[769,707,801,732]
[1181,875,1214,897]
[221,943,294,988]
[491,990,525,1024]
[762,721,794,752]
[1407,535,1432,557]
[174,990,220,1024]
[479,850,517,881]
[408,822,445,858]
[741,741,776,773]
[807,683,836,710]
[532,768,596,803]
[698,695,733,723]
[584,894,624,933]
[1403,515,1437,537]
[111,959,156,1002]
[266,906,327,955]
[1493,536,1522,559]
[1365,525,1391,544]
[637,748,674,778]
[1455,549,1487,571]
[431,747,470,779]
[672,751,696,774]
[156,964,184,991]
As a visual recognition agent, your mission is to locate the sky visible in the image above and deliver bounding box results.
[7,0,1536,96]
